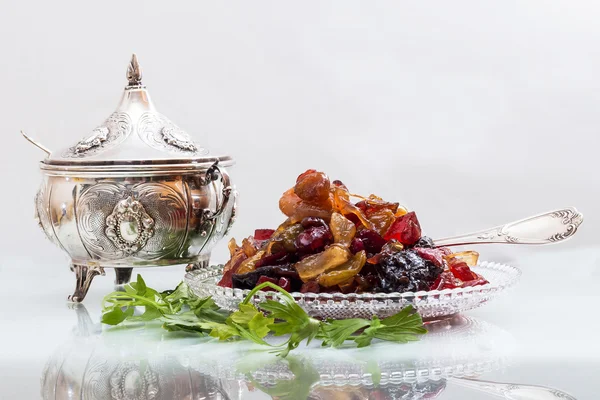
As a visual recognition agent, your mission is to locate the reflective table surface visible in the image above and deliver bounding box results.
[1,246,598,399]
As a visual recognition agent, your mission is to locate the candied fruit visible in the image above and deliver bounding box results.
[318,250,367,287]
[254,229,275,241]
[300,216,328,229]
[294,245,351,282]
[329,212,356,246]
[294,170,331,204]
[356,229,387,254]
[383,211,422,246]
[349,238,365,254]
[294,226,333,255]
[236,250,266,275]
[268,224,304,253]
[444,250,479,267]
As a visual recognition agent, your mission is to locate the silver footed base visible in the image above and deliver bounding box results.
[67,264,106,303]
[185,253,211,272]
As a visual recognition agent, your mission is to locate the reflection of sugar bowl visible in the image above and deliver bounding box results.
[24,55,236,301]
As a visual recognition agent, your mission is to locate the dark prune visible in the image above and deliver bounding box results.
[300,217,328,229]
[375,249,442,293]
[384,211,422,246]
[294,226,333,255]
[415,236,434,248]
[254,251,290,269]
[254,229,275,241]
[355,229,387,254]
[349,238,365,254]
[232,264,302,291]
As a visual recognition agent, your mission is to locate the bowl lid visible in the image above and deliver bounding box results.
[28,54,233,170]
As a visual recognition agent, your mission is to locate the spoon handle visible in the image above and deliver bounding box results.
[450,377,577,399]
[433,207,583,247]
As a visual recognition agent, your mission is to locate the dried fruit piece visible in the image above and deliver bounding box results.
[318,250,367,287]
[294,226,333,255]
[268,224,304,253]
[355,196,399,217]
[300,280,320,293]
[449,262,477,282]
[277,277,292,292]
[300,217,328,229]
[332,180,348,190]
[368,208,396,236]
[332,186,374,230]
[414,247,448,268]
[279,188,333,222]
[254,229,275,241]
[227,238,238,257]
[376,250,443,292]
[415,236,435,248]
[257,276,278,291]
[294,245,351,282]
[236,250,266,275]
[338,277,357,293]
[444,251,479,267]
[349,238,365,254]
[430,271,462,290]
[356,229,387,254]
[232,264,302,290]
[254,251,290,269]
[383,211,422,246]
[294,170,331,204]
[241,237,259,258]
[218,239,249,287]
[329,212,356,246]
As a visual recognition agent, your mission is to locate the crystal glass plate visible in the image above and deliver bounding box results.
[185,261,521,320]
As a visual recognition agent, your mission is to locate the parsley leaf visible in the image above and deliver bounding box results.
[100,275,428,357]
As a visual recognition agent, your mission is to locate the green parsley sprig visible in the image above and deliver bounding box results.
[101,274,427,356]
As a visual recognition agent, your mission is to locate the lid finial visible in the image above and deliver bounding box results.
[126,54,143,87]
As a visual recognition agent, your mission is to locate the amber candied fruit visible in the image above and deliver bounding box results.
[294,170,331,203]
[294,245,351,282]
[329,212,356,246]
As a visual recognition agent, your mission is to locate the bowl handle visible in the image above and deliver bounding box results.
[202,161,234,221]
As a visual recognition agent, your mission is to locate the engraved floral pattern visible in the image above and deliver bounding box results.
[62,112,132,158]
[137,112,206,155]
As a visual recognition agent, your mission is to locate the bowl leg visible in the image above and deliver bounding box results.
[185,252,211,272]
[67,263,105,303]
[114,268,133,291]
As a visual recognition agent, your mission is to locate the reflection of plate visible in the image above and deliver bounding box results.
[41,305,515,400]
[185,261,521,320]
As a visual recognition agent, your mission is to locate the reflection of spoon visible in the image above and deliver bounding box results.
[451,377,577,400]
[433,207,583,247]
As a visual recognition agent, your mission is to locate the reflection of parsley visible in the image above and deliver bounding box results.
[102,276,427,357]
[246,357,320,400]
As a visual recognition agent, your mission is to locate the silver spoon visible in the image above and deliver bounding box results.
[451,377,577,399]
[433,207,583,247]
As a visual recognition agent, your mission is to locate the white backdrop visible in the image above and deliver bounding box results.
[0,1,596,273]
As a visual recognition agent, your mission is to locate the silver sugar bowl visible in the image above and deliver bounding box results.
[23,55,237,302]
